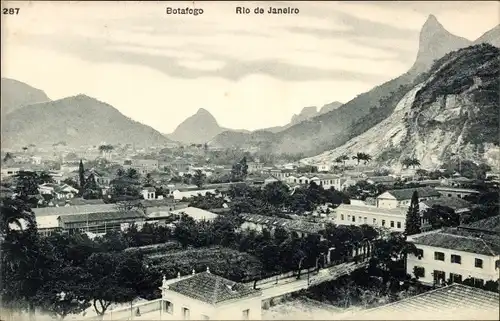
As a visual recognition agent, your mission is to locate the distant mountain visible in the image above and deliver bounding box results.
[211,15,483,157]
[1,94,172,149]
[1,78,51,115]
[473,24,500,47]
[303,44,500,170]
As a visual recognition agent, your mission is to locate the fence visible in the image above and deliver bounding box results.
[85,299,162,320]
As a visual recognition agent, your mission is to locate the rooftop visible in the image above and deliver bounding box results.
[240,213,325,234]
[58,210,145,224]
[170,207,219,221]
[411,228,500,256]
[420,197,471,211]
[166,271,261,305]
[459,215,500,234]
[381,187,441,200]
[335,204,406,216]
[33,204,118,217]
[349,283,499,320]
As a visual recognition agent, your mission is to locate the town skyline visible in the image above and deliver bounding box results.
[2,1,499,133]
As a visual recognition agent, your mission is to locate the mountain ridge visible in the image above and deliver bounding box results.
[1,78,51,116]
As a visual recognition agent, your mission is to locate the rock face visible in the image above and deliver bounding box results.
[167,108,225,144]
[473,24,500,48]
[1,78,51,115]
[1,94,171,149]
[302,44,500,170]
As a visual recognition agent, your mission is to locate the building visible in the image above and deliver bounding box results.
[347,283,499,320]
[406,216,500,287]
[285,174,341,190]
[247,161,264,173]
[160,269,262,320]
[123,159,159,175]
[142,187,156,200]
[419,197,473,232]
[434,186,480,199]
[366,176,396,187]
[170,207,219,222]
[239,213,325,239]
[38,183,79,199]
[376,187,441,209]
[316,163,331,172]
[334,204,406,232]
[57,210,146,234]
[171,187,220,200]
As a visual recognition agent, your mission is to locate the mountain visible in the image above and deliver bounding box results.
[302,44,500,170]
[1,94,172,149]
[1,78,51,115]
[473,24,500,47]
[318,101,343,114]
[291,106,318,125]
[210,15,484,156]
[409,14,472,75]
[167,108,224,144]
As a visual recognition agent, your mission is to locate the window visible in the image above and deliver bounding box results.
[433,270,446,284]
[348,215,351,221]
[352,216,356,222]
[242,309,250,320]
[390,221,395,228]
[475,258,483,268]
[364,217,367,223]
[373,218,377,224]
[341,214,345,220]
[182,307,190,320]
[414,266,425,277]
[473,278,484,287]
[449,273,462,283]
[164,301,173,314]
[397,221,401,229]
[448,194,452,197]
[382,220,386,227]
[358,216,362,222]
[434,251,445,261]
[417,248,424,259]
[451,254,461,264]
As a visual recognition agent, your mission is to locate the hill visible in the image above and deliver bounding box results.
[473,24,500,47]
[210,15,475,155]
[1,94,172,149]
[302,44,500,170]
[1,78,51,115]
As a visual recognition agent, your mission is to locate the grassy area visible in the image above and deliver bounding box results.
[146,246,263,282]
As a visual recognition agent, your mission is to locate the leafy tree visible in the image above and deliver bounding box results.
[423,205,460,229]
[192,169,206,188]
[405,191,421,236]
[262,181,290,207]
[143,173,155,187]
[79,160,85,191]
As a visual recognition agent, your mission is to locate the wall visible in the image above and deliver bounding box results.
[406,244,500,285]
[335,207,405,232]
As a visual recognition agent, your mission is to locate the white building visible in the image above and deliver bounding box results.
[285,174,341,190]
[171,187,220,200]
[406,216,500,287]
[170,207,218,222]
[142,187,156,200]
[160,269,262,320]
[334,204,407,232]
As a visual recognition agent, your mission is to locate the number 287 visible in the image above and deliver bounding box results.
[3,8,20,15]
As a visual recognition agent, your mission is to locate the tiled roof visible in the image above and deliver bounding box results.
[58,210,145,224]
[33,204,119,217]
[350,283,499,320]
[384,187,441,200]
[420,197,471,211]
[459,215,500,234]
[167,271,261,305]
[335,204,406,216]
[240,213,325,234]
[411,229,500,256]
[435,186,480,193]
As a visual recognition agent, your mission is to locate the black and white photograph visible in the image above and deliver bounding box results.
[1,1,499,320]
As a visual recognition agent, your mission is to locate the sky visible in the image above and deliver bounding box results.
[1,1,498,133]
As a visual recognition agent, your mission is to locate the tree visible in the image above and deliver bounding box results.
[143,173,155,187]
[14,171,40,200]
[192,170,206,188]
[98,145,114,159]
[79,160,85,191]
[3,152,14,163]
[423,205,461,229]
[405,191,421,236]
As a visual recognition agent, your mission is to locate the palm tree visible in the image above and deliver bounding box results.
[363,154,372,165]
[410,159,421,169]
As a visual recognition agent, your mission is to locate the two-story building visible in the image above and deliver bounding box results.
[160,269,262,320]
[406,216,500,287]
[376,187,441,209]
[334,204,407,232]
[123,159,159,175]
[247,161,264,174]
